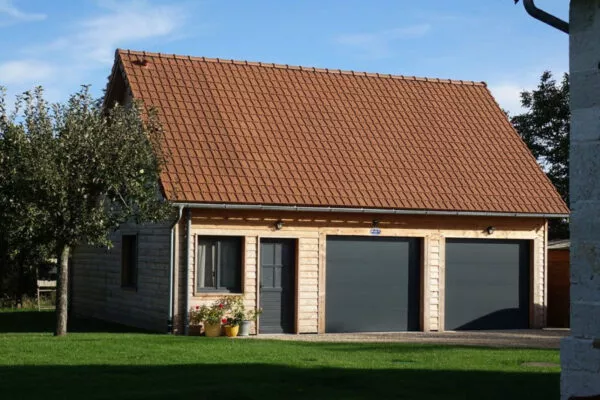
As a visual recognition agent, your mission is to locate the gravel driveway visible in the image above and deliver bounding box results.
[251,329,569,349]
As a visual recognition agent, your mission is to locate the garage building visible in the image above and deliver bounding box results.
[71,50,569,333]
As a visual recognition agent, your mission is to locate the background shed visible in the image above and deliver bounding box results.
[547,239,570,328]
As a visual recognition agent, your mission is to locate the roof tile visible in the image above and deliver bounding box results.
[114,49,569,215]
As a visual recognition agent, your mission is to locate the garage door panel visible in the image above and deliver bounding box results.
[326,236,420,333]
[445,239,530,330]
[447,308,525,330]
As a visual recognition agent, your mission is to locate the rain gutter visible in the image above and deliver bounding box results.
[172,202,569,219]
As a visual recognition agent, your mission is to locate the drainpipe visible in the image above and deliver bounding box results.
[183,208,192,335]
[167,205,183,333]
[520,0,569,34]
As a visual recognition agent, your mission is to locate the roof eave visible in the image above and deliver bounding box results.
[170,202,569,219]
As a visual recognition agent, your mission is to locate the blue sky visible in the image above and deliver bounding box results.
[0,0,568,115]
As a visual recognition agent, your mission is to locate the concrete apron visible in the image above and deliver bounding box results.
[248,329,569,349]
[562,1,600,399]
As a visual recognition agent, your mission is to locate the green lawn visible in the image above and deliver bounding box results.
[0,311,560,400]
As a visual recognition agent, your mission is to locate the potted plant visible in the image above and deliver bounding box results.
[201,301,226,337]
[239,308,262,337]
[221,296,244,337]
[188,305,203,336]
[225,296,262,337]
[223,315,241,337]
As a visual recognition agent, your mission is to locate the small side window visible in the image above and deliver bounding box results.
[121,235,138,289]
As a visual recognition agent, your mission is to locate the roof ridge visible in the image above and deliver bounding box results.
[117,48,487,87]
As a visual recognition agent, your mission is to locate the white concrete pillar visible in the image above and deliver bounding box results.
[561,1,600,398]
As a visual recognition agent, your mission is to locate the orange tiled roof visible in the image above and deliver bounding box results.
[112,49,569,215]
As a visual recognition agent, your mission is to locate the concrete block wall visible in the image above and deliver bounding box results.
[562,1,600,397]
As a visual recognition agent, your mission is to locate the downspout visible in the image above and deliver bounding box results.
[184,208,192,335]
[168,205,183,333]
[521,0,569,34]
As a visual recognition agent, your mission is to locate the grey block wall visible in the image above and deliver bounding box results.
[71,222,172,332]
[561,1,600,398]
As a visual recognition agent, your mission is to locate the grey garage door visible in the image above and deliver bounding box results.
[326,236,420,333]
[445,239,530,330]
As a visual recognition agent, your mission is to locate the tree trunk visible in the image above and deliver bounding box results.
[54,244,70,336]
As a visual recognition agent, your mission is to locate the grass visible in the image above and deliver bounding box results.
[1,294,55,309]
[0,311,560,400]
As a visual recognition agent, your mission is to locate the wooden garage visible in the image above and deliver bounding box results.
[71,50,570,334]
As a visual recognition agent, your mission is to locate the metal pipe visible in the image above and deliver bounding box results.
[183,208,192,335]
[167,205,183,334]
[522,0,569,34]
[172,202,569,219]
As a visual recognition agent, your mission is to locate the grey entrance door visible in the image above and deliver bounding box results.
[445,239,530,330]
[259,239,295,333]
[325,236,421,333]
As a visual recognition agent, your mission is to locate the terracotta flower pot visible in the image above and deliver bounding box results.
[224,324,239,337]
[204,322,222,337]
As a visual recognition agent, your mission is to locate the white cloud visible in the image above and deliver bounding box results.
[488,83,526,116]
[31,0,187,65]
[76,1,185,64]
[488,67,568,116]
[0,60,55,85]
[8,0,189,101]
[0,0,46,26]
[335,24,431,59]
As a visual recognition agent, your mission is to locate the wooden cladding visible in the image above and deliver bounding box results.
[186,209,548,333]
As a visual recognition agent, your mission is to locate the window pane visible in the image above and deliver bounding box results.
[274,266,282,289]
[274,243,282,265]
[121,235,137,288]
[197,236,242,292]
[128,236,137,286]
[261,266,274,289]
[197,240,216,290]
[261,242,274,265]
[219,238,241,291]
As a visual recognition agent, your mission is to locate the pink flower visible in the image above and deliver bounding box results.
[219,304,224,309]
